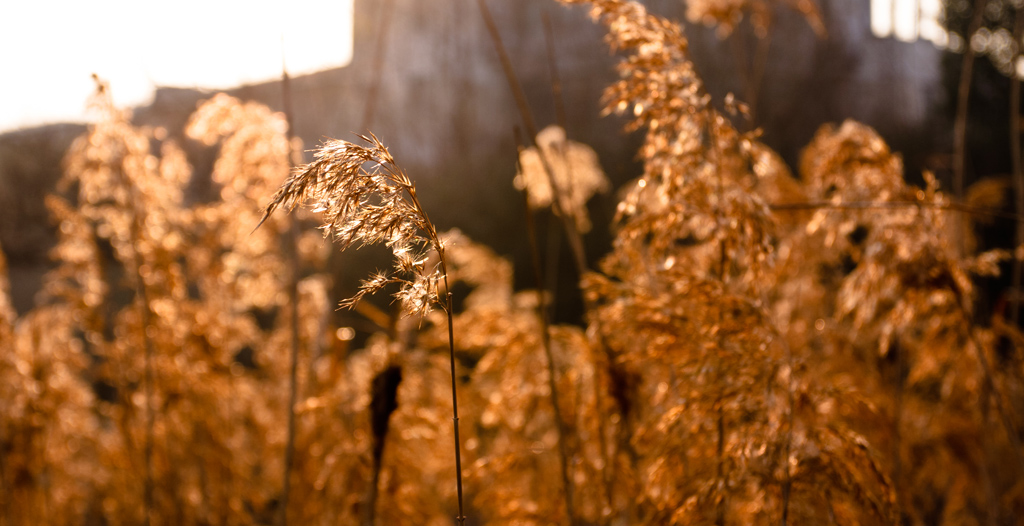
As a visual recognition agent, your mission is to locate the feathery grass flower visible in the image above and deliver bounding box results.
[261,133,449,317]
[259,132,467,523]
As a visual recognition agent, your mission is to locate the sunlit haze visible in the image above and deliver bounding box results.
[0,0,353,133]
[870,0,948,46]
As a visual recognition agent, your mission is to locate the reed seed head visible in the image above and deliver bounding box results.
[261,133,445,317]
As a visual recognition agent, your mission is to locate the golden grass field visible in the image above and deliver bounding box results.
[3,1,1024,525]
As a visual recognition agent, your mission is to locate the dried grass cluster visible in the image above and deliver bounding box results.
[2,2,1024,526]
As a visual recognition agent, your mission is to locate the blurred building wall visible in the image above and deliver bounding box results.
[0,0,947,315]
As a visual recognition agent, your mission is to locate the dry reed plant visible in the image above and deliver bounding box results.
[416,230,612,525]
[684,0,825,37]
[9,84,328,526]
[259,134,469,523]
[564,1,896,524]
[4,2,1024,526]
[50,78,193,526]
[516,125,610,234]
[184,93,317,526]
[775,120,1024,524]
[0,240,100,526]
[684,0,825,126]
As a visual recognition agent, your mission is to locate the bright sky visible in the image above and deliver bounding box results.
[870,0,948,46]
[0,0,353,133]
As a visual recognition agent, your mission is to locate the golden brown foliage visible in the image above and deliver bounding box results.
[262,134,450,317]
[516,125,610,233]
[684,0,825,37]
[3,3,1024,526]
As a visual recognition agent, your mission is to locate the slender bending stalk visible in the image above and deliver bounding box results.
[514,132,578,525]
[361,0,395,132]
[443,277,466,525]
[277,67,301,526]
[113,164,156,526]
[713,129,729,526]
[259,133,466,524]
[112,143,155,526]
[891,345,905,514]
[477,0,588,276]
[82,76,158,526]
[1011,7,1023,326]
[951,273,1024,476]
[953,0,988,200]
[775,291,802,526]
[481,5,595,519]
[779,338,795,526]
[965,327,1024,476]
[138,238,155,526]
[542,12,569,133]
[746,29,773,127]
[729,19,775,128]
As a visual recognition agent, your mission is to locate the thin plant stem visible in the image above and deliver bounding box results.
[776,295,798,526]
[966,326,1024,476]
[479,8,597,518]
[1010,6,1023,326]
[112,135,155,526]
[953,0,988,200]
[980,381,998,526]
[481,28,619,510]
[361,0,395,132]
[405,186,467,526]
[476,0,588,276]
[542,12,569,133]
[590,346,614,524]
[713,120,729,526]
[140,247,154,526]
[514,131,579,526]
[260,135,468,524]
[539,12,589,300]
[442,276,466,525]
[729,24,753,109]
[545,219,563,299]
[770,199,1024,222]
[277,66,301,526]
[825,490,838,525]
[715,404,726,526]
[944,237,1024,477]
[746,25,774,127]
[779,351,794,526]
[891,344,904,513]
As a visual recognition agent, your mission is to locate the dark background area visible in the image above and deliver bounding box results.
[0,0,1013,325]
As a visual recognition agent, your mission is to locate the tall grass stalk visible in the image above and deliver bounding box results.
[135,212,155,526]
[953,0,988,200]
[277,66,301,526]
[1011,7,1023,325]
[259,134,466,524]
[513,130,579,525]
[477,0,588,277]
[361,0,395,132]
[93,77,157,525]
[478,4,602,519]
[542,12,569,133]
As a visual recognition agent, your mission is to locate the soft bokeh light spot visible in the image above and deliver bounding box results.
[335,326,355,341]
